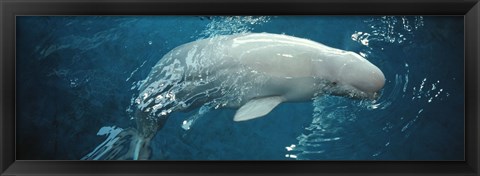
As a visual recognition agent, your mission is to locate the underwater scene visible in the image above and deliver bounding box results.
[16,16,464,160]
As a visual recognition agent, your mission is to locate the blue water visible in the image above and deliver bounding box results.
[16,16,464,160]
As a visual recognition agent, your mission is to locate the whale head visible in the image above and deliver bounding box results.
[316,51,385,100]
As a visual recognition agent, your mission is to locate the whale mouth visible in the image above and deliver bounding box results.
[327,87,377,101]
[348,91,380,100]
[338,84,383,100]
[369,91,382,100]
[356,88,383,100]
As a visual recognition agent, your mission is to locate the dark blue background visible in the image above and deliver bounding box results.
[16,16,464,160]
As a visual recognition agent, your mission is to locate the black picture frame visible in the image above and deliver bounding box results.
[1,0,479,175]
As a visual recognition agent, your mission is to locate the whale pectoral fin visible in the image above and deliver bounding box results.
[234,96,285,122]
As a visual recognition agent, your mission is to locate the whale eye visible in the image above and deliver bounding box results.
[332,81,337,86]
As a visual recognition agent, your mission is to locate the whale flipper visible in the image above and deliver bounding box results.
[234,96,285,121]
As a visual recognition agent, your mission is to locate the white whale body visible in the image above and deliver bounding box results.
[83,33,385,160]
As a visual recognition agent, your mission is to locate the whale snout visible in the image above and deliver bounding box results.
[369,67,386,93]
[333,52,385,100]
[340,62,385,95]
[356,66,385,98]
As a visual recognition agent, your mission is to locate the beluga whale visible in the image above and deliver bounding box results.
[82,32,385,160]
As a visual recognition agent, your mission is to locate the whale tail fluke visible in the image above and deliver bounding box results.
[81,126,152,160]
